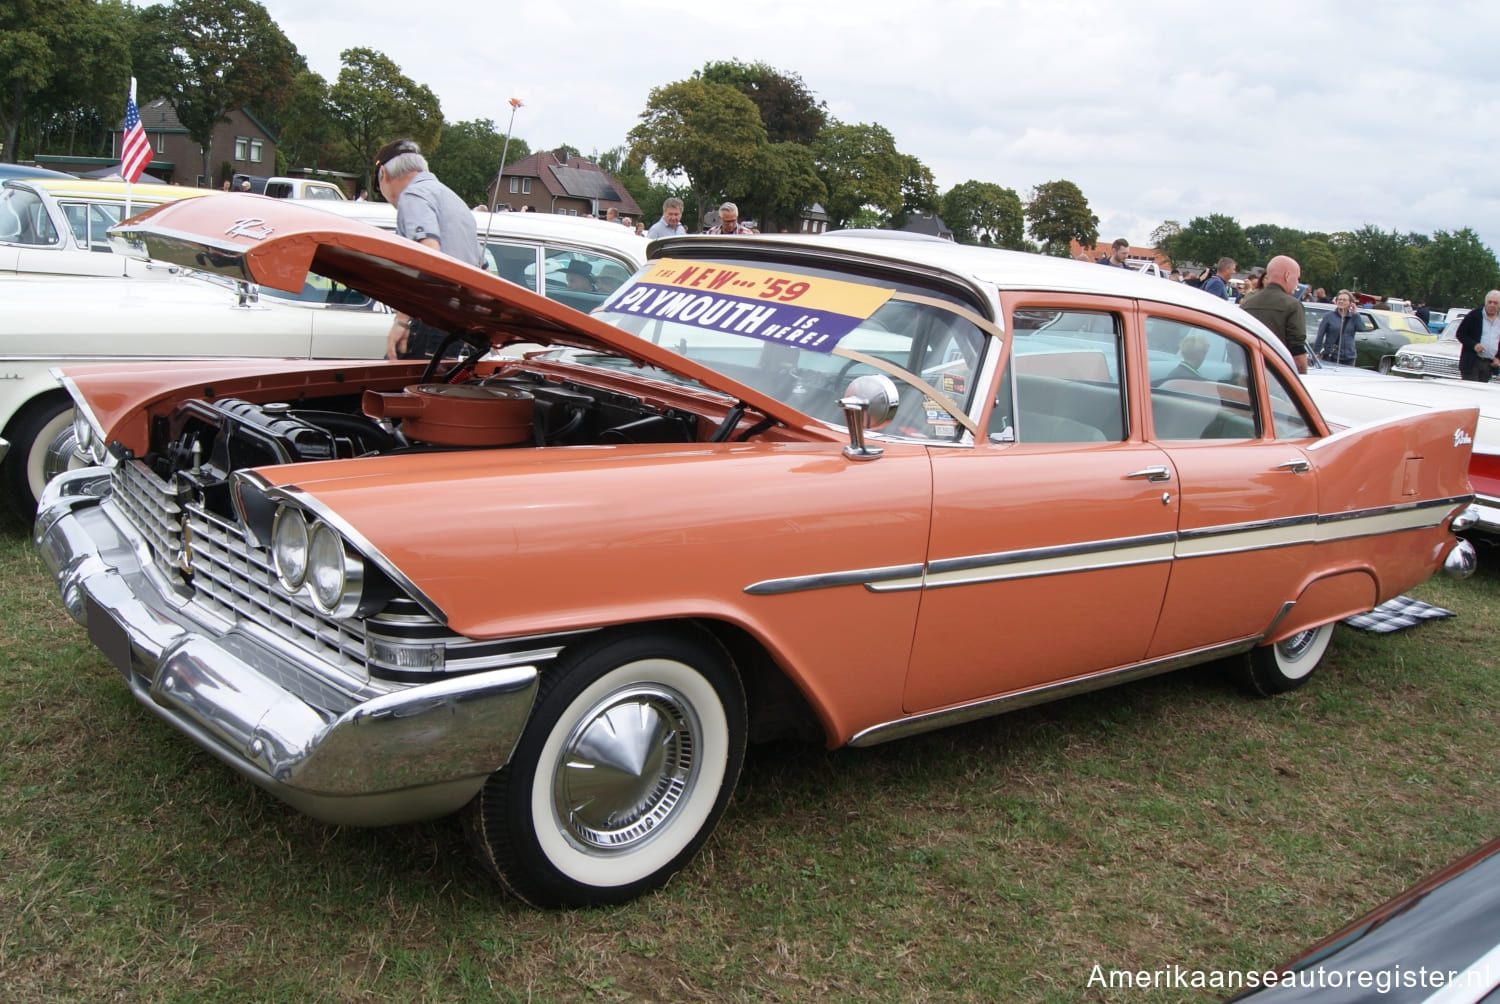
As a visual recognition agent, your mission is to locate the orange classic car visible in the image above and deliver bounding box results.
[36,196,1480,907]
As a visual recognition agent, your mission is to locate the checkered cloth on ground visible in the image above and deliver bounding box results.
[1342,596,1455,634]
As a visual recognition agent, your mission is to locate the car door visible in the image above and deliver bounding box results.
[1141,311,1322,657]
[903,298,1178,714]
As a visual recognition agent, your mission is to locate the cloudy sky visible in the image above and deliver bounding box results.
[259,0,1500,253]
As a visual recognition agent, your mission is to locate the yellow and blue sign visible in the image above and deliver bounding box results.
[603,259,894,352]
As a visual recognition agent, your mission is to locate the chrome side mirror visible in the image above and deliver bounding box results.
[839,374,900,461]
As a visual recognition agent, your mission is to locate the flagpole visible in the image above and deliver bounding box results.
[482,98,523,267]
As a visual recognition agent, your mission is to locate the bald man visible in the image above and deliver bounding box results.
[1240,255,1308,373]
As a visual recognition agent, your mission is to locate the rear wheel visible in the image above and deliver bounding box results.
[465,629,746,908]
[2,396,73,517]
[1238,622,1335,696]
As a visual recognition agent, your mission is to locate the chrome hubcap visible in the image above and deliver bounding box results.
[553,686,697,852]
[1277,629,1318,663]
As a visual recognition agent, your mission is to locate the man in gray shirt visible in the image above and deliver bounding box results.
[646,197,688,239]
[374,138,485,359]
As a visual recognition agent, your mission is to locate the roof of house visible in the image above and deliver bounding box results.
[901,213,953,238]
[502,149,641,216]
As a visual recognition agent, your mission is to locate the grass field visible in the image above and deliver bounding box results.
[2,501,1496,1003]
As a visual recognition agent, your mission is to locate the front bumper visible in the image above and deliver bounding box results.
[35,468,539,826]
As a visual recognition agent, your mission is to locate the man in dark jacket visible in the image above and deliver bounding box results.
[1240,255,1308,373]
[1454,291,1500,382]
[1199,257,1236,300]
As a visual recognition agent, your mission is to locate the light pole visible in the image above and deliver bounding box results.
[488,98,523,215]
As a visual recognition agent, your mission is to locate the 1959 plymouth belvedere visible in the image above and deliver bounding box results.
[36,195,1480,907]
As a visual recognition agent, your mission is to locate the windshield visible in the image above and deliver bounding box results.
[592,257,993,441]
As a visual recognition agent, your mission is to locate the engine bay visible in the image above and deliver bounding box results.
[145,368,706,519]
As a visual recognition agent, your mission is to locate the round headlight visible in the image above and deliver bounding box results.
[307,520,363,615]
[1408,356,1424,370]
[271,507,310,589]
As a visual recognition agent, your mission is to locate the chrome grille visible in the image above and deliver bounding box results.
[107,460,383,678]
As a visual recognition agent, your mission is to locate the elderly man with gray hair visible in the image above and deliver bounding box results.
[704,201,755,235]
[373,138,485,359]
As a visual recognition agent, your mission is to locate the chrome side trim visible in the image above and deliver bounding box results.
[848,637,1260,747]
[744,563,925,596]
[744,497,1471,598]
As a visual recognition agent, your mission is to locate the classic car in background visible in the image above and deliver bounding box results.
[0,177,216,278]
[1301,303,1413,371]
[1391,336,1462,379]
[1426,309,1448,333]
[1,198,649,516]
[1227,836,1500,1002]
[38,195,1478,908]
[1302,360,1500,539]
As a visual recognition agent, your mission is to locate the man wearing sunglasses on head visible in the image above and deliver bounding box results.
[374,138,485,359]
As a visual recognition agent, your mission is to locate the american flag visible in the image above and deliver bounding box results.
[119,79,151,184]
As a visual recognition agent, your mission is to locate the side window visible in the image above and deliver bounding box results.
[1266,367,1315,440]
[0,187,58,246]
[998,308,1125,443]
[484,242,540,288]
[1146,317,1258,440]
[542,249,630,310]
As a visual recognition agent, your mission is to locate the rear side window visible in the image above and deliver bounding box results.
[1146,317,1258,440]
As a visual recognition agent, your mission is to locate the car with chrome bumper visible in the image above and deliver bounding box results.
[37,194,1480,908]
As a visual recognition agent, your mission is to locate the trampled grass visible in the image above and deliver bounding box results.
[2,502,1496,1002]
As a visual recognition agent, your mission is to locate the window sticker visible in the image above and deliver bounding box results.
[603,259,895,353]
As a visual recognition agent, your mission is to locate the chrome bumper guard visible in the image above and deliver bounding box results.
[35,467,539,826]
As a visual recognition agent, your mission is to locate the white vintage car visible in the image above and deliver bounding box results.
[1302,360,1500,539]
[0,201,649,515]
[0,177,217,278]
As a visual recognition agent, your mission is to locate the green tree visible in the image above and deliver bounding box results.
[1298,238,1339,293]
[743,141,825,233]
[1331,224,1409,296]
[698,60,826,146]
[329,47,443,195]
[942,180,1024,248]
[427,118,529,208]
[890,154,941,230]
[271,70,342,174]
[133,0,298,184]
[811,120,904,229]
[1024,180,1097,257]
[1169,214,1255,270]
[1150,220,1182,263]
[1,0,133,161]
[1415,228,1500,311]
[628,78,766,230]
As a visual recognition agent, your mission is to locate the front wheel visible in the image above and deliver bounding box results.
[465,629,747,908]
[2,395,73,517]
[1238,622,1336,696]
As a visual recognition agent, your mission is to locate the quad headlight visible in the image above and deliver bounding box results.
[72,410,108,464]
[271,507,310,589]
[271,506,364,616]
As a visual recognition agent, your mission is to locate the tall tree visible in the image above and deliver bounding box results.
[942,180,1024,248]
[1415,228,1500,311]
[890,154,941,230]
[1,0,132,162]
[271,70,342,175]
[1298,238,1339,294]
[328,47,443,195]
[811,121,904,229]
[698,60,826,146]
[133,0,298,184]
[426,118,528,208]
[1331,224,1410,296]
[628,78,766,229]
[1168,214,1255,270]
[1150,219,1183,263]
[1024,180,1097,257]
[743,141,826,233]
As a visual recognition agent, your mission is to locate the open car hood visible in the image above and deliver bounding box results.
[108,195,822,433]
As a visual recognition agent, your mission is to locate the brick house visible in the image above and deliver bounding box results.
[494,149,641,219]
[38,99,278,189]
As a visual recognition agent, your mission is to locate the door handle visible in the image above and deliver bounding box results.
[1126,465,1172,483]
[1276,458,1311,474]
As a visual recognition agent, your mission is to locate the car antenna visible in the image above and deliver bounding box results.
[482,98,524,268]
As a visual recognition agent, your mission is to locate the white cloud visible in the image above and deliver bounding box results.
[259,0,1500,252]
